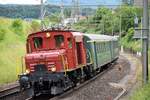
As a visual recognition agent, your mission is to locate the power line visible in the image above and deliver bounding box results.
[60,0,64,23]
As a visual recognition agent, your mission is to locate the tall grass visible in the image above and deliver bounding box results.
[0,17,39,85]
[130,51,150,100]
[131,83,150,100]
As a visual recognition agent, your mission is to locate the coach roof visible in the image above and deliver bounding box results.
[83,34,118,42]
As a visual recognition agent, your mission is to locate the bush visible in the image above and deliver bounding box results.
[120,28,141,52]
[0,28,6,41]
[11,19,23,35]
[31,20,40,32]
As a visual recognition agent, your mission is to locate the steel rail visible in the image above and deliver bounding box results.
[0,84,20,99]
[50,63,115,100]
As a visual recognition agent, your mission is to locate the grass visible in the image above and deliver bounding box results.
[130,76,150,100]
[119,28,150,99]
[129,50,150,100]
[0,17,39,85]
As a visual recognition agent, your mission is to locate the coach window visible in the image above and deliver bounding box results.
[33,37,43,49]
[103,43,105,51]
[54,35,64,48]
[97,44,99,51]
[104,42,106,51]
[98,43,101,52]
[67,38,72,48]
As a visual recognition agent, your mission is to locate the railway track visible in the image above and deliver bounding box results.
[0,84,20,100]
[0,65,113,100]
[50,63,115,100]
[0,56,131,100]
[26,62,116,100]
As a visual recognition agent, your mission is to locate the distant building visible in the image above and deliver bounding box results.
[63,18,78,26]
[79,16,87,20]
[24,18,33,22]
[133,0,150,7]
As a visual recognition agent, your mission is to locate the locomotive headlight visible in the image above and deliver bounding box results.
[25,69,30,74]
[46,32,51,38]
[51,67,56,72]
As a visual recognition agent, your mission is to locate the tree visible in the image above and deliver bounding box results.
[31,20,40,32]
[11,19,23,35]
[0,28,6,41]
[115,6,142,32]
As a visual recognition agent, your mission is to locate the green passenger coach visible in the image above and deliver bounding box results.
[83,34,119,71]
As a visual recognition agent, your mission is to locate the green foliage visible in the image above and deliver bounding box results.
[120,28,141,52]
[43,13,61,26]
[0,5,60,19]
[73,6,142,52]
[0,17,39,84]
[11,19,23,35]
[73,5,142,35]
[81,8,96,16]
[130,79,150,100]
[0,28,6,41]
[130,50,150,100]
[93,7,112,21]
[116,6,142,32]
[64,8,71,18]
[31,20,40,32]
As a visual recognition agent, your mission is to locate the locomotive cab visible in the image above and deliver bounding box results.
[19,30,86,95]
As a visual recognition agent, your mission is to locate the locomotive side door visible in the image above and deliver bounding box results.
[75,41,86,66]
[66,37,75,69]
[76,42,83,65]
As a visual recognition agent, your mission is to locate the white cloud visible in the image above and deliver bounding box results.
[0,0,44,5]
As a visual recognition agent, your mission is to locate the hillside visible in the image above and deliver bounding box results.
[0,4,96,19]
[47,0,120,5]
[0,4,60,18]
[0,17,40,84]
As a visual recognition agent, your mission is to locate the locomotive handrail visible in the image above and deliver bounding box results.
[61,54,67,76]
[21,56,25,73]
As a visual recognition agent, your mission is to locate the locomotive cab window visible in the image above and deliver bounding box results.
[33,37,43,49]
[54,35,64,48]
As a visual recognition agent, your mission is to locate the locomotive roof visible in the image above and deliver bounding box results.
[28,30,78,37]
[28,30,118,42]
[83,34,118,42]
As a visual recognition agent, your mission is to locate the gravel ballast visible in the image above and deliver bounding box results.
[58,56,130,100]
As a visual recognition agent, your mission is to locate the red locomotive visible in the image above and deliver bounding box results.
[19,29,119,96]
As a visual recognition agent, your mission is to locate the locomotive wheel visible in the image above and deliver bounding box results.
[27,87,36,98]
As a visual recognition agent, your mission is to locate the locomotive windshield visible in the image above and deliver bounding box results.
[54,35,64,48]
[28,34,66,52]
[33,37,43,49]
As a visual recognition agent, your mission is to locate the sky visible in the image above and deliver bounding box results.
[0,0,42,5]
[0,0,121,5]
